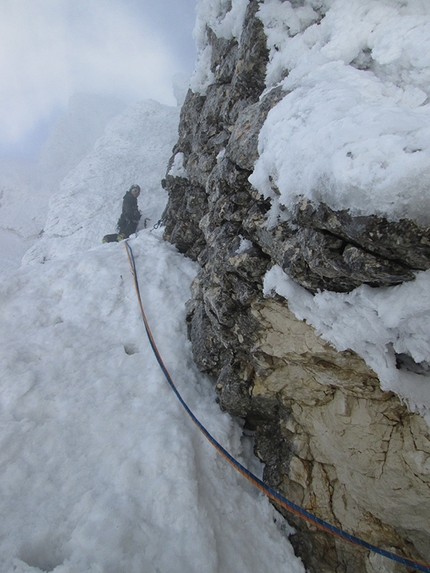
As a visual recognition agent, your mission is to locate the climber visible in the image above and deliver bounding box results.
[117,184,142,238]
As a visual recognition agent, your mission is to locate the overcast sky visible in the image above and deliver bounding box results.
[1,0,197,159]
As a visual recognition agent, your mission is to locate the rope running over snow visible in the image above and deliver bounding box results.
[125,240,430,573]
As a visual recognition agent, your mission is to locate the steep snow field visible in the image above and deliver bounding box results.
[0,99,304,573]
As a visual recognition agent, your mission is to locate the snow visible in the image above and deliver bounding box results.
[252,0,430,224]
[168,152,189,179]
[236,235,254,254]
[191,0,248,94]
[0,234,303,573]
[0,92,304,572]
[193,0,248,46]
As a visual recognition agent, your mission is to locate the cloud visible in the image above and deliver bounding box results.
[0,0,196,151]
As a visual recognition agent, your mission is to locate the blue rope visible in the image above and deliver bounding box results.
[125,241,430,573]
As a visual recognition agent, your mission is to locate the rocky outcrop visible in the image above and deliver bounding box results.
[161,2,430,572]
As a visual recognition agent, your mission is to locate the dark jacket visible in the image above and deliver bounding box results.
[117,191,141,237]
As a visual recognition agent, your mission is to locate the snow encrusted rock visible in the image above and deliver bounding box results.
[161,1,430,572]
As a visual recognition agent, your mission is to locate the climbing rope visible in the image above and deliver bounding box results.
[124,240,430,573]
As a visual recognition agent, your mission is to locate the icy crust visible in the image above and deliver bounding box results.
[190,0,249,94]
[264,265,430,424]
[252,0,430,225]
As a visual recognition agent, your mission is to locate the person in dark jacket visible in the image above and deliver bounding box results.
[117,184,141,238]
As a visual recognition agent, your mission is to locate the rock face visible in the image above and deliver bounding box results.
[161,2,430,572]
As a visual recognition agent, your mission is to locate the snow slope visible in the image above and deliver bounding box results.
[0,97,304,573]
